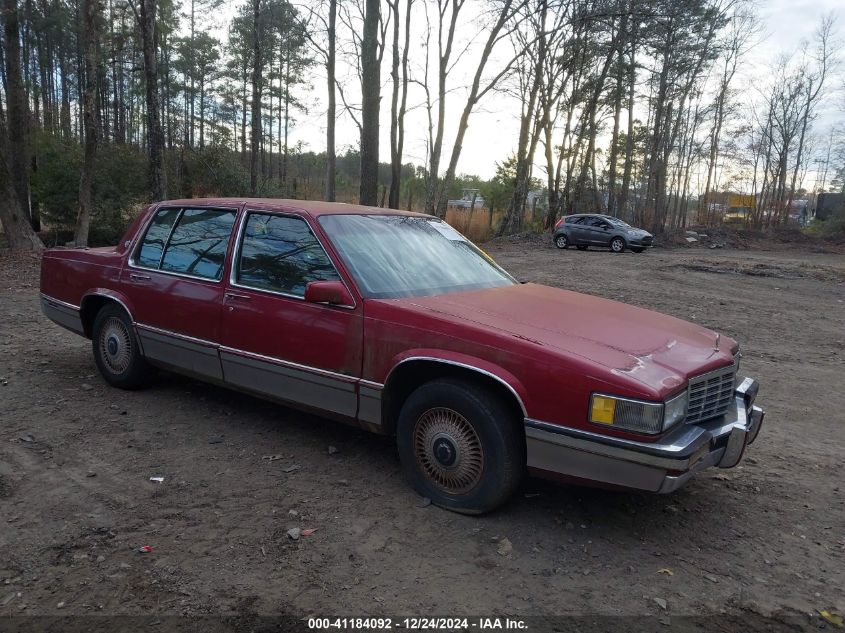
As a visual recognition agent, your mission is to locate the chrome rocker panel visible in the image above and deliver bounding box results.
[524,377,764,493]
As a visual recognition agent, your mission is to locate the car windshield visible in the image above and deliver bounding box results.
[318,214,518,299]
[605,217,632,228]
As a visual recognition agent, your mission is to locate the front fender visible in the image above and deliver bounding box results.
[385,348,529,416]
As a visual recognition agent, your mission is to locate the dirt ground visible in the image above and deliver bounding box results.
[1,241,844,631]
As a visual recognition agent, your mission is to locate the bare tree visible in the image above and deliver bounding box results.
[422,0,531,216]
[387,0,412,209]
[498,0,549,235]
[699,2,758,224]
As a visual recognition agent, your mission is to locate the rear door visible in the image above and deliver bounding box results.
[122,205,239,380]
[566,216,587,244]
[218,209,363,419]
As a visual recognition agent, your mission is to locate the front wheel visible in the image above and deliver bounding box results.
[92,304,153,389]
[554,234,568,249]
[610,237,627,253]
[396,379,524,514]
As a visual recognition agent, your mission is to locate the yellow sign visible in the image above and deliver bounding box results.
[727,195,754,209]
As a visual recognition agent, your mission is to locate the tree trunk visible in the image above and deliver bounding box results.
[617,34,637,220]
[499,0,547,236]
[139,0,166,200]
[324,0,336,201]
[606,13,627,216]
[75,0,100,247]
[249,0,262,195]
[387,0,400,209]
[359,0,380,205]
[387,0,411,209]
[2,0,34,229]
[0,119,42,250]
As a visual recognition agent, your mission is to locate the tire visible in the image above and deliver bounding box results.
[554,234,568,249]
[396,378,524,514]
[91,303,153,389]
[576,245,588,251]
[631,247,644,253]
[610,236,626,253]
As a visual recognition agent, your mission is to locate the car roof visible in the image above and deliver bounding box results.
[155,198,432,219]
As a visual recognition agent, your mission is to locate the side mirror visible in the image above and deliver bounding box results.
[304,280,355,307]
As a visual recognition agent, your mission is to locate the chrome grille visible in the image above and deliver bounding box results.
[686,359,738,423]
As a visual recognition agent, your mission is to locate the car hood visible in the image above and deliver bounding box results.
[383,283,736,394]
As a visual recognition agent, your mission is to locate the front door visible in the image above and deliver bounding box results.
[219,209,363,419]
[584,216,611,245]
[121,205,239,380]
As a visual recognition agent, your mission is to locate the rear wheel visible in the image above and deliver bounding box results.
[396,379,524,514]
[610,237,626,253]
[554,234,568,249]
[92,304,153,389]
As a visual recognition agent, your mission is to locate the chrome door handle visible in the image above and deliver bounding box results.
[225,292,251,301]
[129,273,152,281]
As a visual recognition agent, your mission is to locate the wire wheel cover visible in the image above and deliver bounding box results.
[413,407,484,494]
[100,317,132,374]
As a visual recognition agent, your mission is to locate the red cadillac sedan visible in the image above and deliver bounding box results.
[40,199,764,513]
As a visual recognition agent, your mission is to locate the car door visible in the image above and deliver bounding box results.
[584,216,611,245]
[218,209,363,419]
[122,205,239,380]
[565,216,587,244]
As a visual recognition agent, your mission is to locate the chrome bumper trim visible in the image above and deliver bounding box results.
[525,377,764,493]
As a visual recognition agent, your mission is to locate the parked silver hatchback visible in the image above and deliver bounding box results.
[553,214,654,253]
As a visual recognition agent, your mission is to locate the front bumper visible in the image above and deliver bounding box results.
[524,378,764,493]
[628,235,654,247]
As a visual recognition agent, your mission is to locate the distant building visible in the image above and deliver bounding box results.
[447,189,485,209]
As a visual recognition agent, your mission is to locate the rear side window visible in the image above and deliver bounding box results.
[235,213,340,297]
[135,207,237,280]
[565,216,584,224]
[136,208,180,268]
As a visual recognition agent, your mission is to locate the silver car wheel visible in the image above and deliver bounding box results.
[99,317,132,374]
[413,407,484,495]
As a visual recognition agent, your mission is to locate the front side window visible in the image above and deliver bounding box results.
[235,213,340,296]
[606,216,631,228]
[135,207,236,280]
[318,214,517,299]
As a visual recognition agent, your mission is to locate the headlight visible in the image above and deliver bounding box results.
[663,390,688,429]
[589,390,688,435]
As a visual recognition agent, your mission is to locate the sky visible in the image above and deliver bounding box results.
[209,0,843,182]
